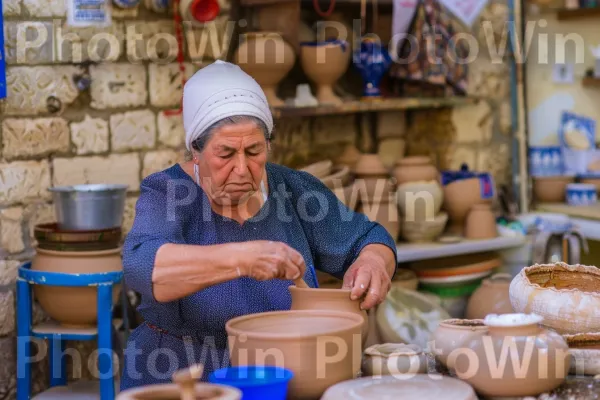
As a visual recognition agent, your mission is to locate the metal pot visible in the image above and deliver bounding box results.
[49,184,128,231]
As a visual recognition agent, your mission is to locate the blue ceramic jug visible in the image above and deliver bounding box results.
[354,37,393,98]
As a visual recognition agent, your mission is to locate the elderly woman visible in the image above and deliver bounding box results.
[120,60,397,390]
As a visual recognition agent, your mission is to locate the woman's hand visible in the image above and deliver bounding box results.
[342,244,395,310]
[235,240,307,281]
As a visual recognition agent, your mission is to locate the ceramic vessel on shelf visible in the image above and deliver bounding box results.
[353,154,393,202]
[226,310,363,400]
[563,332,600,376]
[465,273,513,320]
[393,156,438,185]
[532,175,574,203]
[464,203,497,239]
[391,268,418,290]
[455,313,570,398]
[509,262,600,334]
[401,212,447,243]
[357,196,400,241]
[529,146,564,177]
[431,319,488,370]
[31,247,122,327]
[396,180,443,221]
[362,343,427,376]
[335,144,362,172]
[353,37,392,99]
[233,32,295,106]
[299,159,333,178]
[288,286,368,345]
[300,39,350,105]
[440,164,494,235]
[566,183,597,206]
[321,375,477,400]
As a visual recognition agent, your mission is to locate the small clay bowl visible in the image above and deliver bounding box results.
[362,343,427,376]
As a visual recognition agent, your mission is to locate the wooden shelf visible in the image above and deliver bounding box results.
[583,77,600,88]
[557,7,600,20]
[271,96,478,118]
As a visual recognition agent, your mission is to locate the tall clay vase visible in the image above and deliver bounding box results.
[455,313,570,398]
[31,247,122,327]
[465,273,513,320]
[234,32,295,106]
[300,40,350,105]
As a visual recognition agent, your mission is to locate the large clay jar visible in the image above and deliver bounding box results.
[455,313,570,398]
[31,247,122,327]
[466,273,513,320]
[431,319,488,370]
[289,286,368,346]
[234,32,295,106]
[464,203,497,239]
[300,39,350,105]
[226,310,363,400]
[393,156,438,186]
[509,263,600,334]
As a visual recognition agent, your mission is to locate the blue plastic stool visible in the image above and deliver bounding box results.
[16,262,123,400]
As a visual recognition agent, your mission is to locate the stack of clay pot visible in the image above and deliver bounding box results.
[393,156,447,243]
[353,154,400,241]
[299,159,357,209]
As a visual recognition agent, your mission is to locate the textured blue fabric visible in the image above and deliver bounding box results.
[120,162,397,390]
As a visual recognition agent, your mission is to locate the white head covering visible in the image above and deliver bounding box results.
[183,60,274,151]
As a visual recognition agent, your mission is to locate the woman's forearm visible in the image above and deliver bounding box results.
[151,243,240,302]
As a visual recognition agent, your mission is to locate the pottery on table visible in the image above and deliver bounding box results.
[31,247,122,327]
[393,156,438,186]
[464,203,497,239]
[226,310,363,400]
[299,159,333,178]
[361,343,427,376]
[509,262,600,334]
[465,273,513,320]
[354,37,392,98]
[288,286,368,345]
[532,175,574,203]
[401,212,447,243]
[455,313,570,398]
[300,39,350,105]
[391,268,418,290]
[563,332,600,376]
[396,180,443,221]
[357,198,400,241]
[431,319,488,370]
[234,32,295,106]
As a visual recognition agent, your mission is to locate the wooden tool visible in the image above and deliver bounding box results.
[172,363,204,400]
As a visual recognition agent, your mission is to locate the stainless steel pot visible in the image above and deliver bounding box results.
[49,184,128,231]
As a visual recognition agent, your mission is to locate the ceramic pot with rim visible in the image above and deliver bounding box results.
[288,286,368,346]
[393,156,438,186]
[465,273,513,320]
[464,203,497,239]
[455,313,570,398]
[300,39,350,105]
[31,247,122,327]
[431,319,488,370]
[362,343,427,376]
[234,32,296,106]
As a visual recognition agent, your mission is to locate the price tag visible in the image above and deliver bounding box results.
[67,0,112,27]
[0,2,6,100]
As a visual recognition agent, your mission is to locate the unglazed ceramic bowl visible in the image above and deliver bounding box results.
[401,212,448,243]
[396,180,443,221]
[563,332,600,376]
[465,273,513,319]
[362,343,427,376]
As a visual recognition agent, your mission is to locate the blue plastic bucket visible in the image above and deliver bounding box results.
[208,366,293,400]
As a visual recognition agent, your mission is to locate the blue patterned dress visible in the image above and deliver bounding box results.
[120,162,397,390]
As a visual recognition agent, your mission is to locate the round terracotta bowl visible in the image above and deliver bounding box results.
[510,263,600,334]
[362,343,427,376]
[431,319,488,370]
[563,332,600,376]
[225,310,364,400]
[116,383,241,399]
[532,175,574,203]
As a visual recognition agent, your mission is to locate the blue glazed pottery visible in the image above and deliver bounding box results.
[209,366,293,400]
[566,183,597,206]
[440,163,495,200]
[529,146,563,177]
[354,38,392,98]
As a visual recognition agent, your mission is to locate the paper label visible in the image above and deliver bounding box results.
[0,4,6,100]
[67,0,112,27]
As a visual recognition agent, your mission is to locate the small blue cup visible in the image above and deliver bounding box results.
[208,366,293,400]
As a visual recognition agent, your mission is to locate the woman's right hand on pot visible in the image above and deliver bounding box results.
[234,240,306,281]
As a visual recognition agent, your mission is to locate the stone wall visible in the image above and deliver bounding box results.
[0,0,513,397]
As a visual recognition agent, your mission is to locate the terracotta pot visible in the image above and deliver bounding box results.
[288,286,368,345]
[300,40,350,105]
[465,273,513,320]
[396,180,443,221]
[357,200,400,241]
[226,310,363,400]
[391,268,418,290]
[563,332,600,376]
[455,313,570,398]
[233,32,296,106]
[362,343,427,376]
[393,156,438,185]
[464,203,497,239]
[443,177,492,235]
[431,319,488,370]
[354,154,388,176]
[532,175,573,203]
[335,144,361,172]
[31,247,122,327]
[509,262,600,334]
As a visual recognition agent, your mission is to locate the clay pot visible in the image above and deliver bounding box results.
[300,40,350,105]
[31,247,122,327]
[509,262,600,334]
[563,332,600,376]
[464,203,497,239]
[391,269,418,290]
[335,144,361,172]
[532,176,573,203]
[362,343,427,376]
[393,156,438,185]
[233,32,295,106]
[226,310,363,400]
[354,154,388,176]
[288,286,368,345]
[396,180,443,221]
[431,319,488,370]
[443,177,492,235]
[357,198,400,241]
[401,212,447,243]
[455,313,570,398]
[465,273,513,320]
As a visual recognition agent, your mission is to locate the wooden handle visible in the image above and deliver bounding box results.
[294,277,309,288]
[173,364,203,400]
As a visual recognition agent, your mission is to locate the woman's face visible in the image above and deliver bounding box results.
[196,120,267,206]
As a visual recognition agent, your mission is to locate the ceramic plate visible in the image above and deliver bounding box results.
[418,270,492,286]
[415,258,501,278]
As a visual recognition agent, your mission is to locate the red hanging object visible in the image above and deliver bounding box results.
[190,0,220,22]
[313,0,335,17]
[164,0,187,116]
